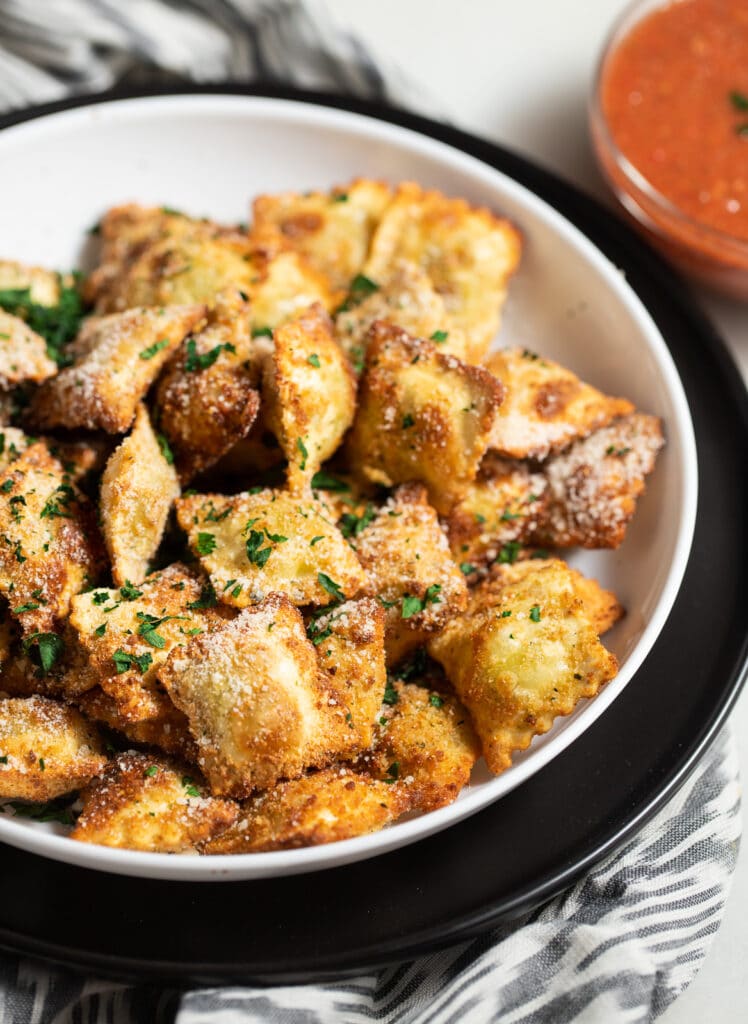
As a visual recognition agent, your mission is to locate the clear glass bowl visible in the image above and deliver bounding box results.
[590,0,748,299]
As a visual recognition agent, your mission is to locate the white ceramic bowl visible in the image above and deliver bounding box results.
[0,94,697,880]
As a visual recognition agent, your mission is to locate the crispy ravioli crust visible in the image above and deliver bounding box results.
[0,696,106,801]
[346,322,504,514]
[429,559,618,774]
[71,750,237,852]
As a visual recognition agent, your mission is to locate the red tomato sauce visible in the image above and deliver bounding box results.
[602,0,748,242]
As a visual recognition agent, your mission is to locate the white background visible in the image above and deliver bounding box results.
[323,1,748,1021]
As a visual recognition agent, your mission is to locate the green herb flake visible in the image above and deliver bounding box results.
[529,604,541,623]
[339,502,375,538]
[92,591,109,605]
[21,632,65,674]
[143,764,159,778]
[307,353,321,368]
[181,775,201,797]
[318,572,345,602]
[252,326,273,338]
[0,278,86,367]
[402,413,415,429]
[297,436,308,471]
[184,338,236,372]
[335,273,379,314]
[497,540,521,565]
[139,338,170,360]
[430,330,448,343]
[112,648,153,674]
[157,433,174,465]
[94,623,107,637]
[119,581,144,601]
[311,471,350,492]
[459,562,475,575]
[383,684,399,706]
[12,602,39,613]
[429,693,444,708]
[729,90,748,111]
[310,535,324,546]
[383,761,400,784]
[195,531,217,556]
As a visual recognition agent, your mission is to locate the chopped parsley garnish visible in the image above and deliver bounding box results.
[21,632,64,674]
[195,531,217,556]
[0,480,13,494]
[377,596,398,609]
[94,623,107,637]
[311,471,349,492]
[136,611,186,649]
[429,693,444,708]
[729,90,748,111]
[307,616,333,646]
[139,338,169,360]
[40,483,74,520]
[119,581,144,601]
[530,549,550,560]
[430,330,449,343]
[184,338,236,372]
[309,535,324,546]
[252,326,273,338]
[157,433,174,465]
[339,502,375,538]
[187,581,217,610]
[307,353,321,368]
[401,413,415,429]
[500,609,512,618]
[0,277,86,366]
[6,797,78,825]
[529,604,541,622]
[382,684,399,706]
[401,583,442,619]
[204,504,231,523]
[92,591,109,605]
[297,437,308,471]
[383,761,400,784]
[500,508,521,521]
[181,775,201,797]
[143,764,159,778]
[335,273,379,314]
[333,193,349,203]
[112,648,153,674]
[39,757,45,771]
[245,529,273,568]
[12,602,39,613]
[459,562,475,575]
[497,540,521,565]
[318,572,345,602]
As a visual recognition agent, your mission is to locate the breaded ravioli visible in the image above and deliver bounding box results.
[262,304,356,493]
[76,686,197,761]
[335,259,470,370]
[158,595,364,797]
[68,564,227,723]
[71,751,237,852]
[361,681,480,812]
[364,182,521,363]
[429,559,618,774]
[251,178,392,300]
[351,483,467,665]
[484,347,635,461]
[444,453,548,574]
[176,488,367,608]
[532,413,665,549]
[0,696,106,801]
[100,403,180,586]
[0,443,103,637]
[346,323,504,514]
[153,289,259,482]
[0,311,57,387]
[203,765,408,853]
[30,303,206,433]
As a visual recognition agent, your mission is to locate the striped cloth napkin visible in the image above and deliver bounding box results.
[0,3,741,1022]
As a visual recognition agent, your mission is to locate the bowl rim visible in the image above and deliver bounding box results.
[0,91,698,881]
[589,0,748,262]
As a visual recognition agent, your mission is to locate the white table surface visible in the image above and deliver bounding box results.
[324,1,748,1020]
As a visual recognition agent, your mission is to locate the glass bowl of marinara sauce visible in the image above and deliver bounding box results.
[591,0,748,299]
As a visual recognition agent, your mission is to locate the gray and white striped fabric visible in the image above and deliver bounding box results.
[0,3,742,1022]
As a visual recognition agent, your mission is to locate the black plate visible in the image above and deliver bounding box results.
[0,85,747,986]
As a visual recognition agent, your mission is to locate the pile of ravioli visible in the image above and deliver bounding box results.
[0,180,663,855]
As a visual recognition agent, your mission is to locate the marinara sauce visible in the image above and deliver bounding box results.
[594,0,748,294]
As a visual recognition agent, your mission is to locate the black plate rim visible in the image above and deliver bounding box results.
[0,82,747,984]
